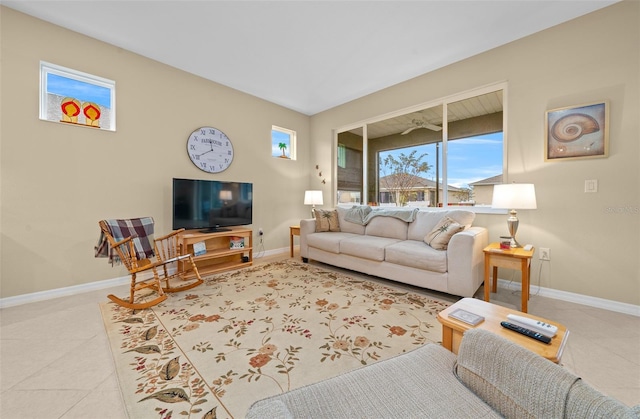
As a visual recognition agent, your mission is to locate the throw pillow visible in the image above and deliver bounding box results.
[314,209,341,232]
[424,216,464,250]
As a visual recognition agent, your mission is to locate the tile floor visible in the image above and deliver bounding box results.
[1,255,639,418]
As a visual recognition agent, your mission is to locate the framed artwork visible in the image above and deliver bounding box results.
[39,61,116,131]
[271,125,296,159]
[545,101,608,161]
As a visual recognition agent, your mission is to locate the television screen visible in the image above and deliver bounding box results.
[172,178,253,232]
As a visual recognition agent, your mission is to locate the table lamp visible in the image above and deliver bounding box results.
[491,183,537,248]
[304,190,323,218]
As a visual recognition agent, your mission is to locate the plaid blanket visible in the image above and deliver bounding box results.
[95,217,155,265]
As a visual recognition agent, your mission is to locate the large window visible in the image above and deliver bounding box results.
[336,85,505,210]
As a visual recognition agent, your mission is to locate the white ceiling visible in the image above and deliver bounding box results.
[3,1,619,115]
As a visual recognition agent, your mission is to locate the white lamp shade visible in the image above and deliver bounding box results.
[304,190,323,206]
[491,184,537,209]
[219,190,233,200]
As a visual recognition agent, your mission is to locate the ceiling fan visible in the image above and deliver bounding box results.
[401,118,443,135]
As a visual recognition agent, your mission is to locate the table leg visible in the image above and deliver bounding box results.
[289,230,294,257]
[492,266,498,293]
[484,253,490,301]
[441,325,453,351]
[521,258,529,313]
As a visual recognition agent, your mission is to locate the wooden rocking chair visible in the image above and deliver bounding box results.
[98,218,204,310]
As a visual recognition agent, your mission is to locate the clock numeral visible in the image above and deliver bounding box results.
[208,128,216,135]
[191,154,200,161]
[227,150,232,156]
[200,129,206,135]
[200,162,207,169]
[190,144,196,150]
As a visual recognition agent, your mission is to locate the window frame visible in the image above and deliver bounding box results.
[39,61,116,131]
[272,125,297,160]
[334,82,508,214]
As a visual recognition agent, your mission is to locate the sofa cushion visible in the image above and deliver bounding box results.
[408,210,475,241]
[313,209,341,232]
[424,216,464,250]
[365,216,408,240]
[306,232,359,253]
[385,240,447,273]
[456,329,580,419]
[339,236,401,261]
[336,206,366,235]
[247,343,500,419]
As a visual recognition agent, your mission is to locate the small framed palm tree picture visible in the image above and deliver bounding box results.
[271,125,296,159]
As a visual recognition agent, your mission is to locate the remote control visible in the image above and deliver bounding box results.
[500,321,552,344]
[506,314,558,337]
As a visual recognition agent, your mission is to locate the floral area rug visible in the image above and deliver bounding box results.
[100,259,451,418]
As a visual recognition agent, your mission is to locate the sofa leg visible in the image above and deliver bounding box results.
[302,257,308,263]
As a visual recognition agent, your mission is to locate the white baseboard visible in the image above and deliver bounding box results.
[0,275,131,309]
[497,278,640,317]
[0,249,288,309]
[2,259,638,317]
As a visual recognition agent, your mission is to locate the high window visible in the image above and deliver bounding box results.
[336,84,505,210]
[272,125,296,160]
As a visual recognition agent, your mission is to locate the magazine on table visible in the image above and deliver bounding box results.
[448,308,485,325]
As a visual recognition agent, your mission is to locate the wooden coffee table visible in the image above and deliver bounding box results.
[437,298,569,363]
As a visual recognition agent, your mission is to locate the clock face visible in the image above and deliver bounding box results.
[187,126,234,173]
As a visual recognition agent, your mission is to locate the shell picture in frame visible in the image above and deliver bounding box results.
[545,101,609,161]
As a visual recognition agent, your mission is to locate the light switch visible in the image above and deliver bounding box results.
[585,179,598,193]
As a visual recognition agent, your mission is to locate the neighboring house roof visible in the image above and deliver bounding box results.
[380,174,461,192]
[469,174,503,186]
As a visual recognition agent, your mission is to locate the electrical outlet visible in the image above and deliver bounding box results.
[258,228,264,236]
[539,247,550,261]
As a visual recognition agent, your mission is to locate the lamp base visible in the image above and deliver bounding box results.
[507,209,521,248]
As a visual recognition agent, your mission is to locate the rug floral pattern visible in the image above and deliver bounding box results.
[100,260,451,418]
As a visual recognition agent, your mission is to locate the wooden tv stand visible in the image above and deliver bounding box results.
[179,228,253,278]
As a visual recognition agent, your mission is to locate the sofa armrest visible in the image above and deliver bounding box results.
[299,219,316,258]
[456,329,580,418]
[446,226,488,297]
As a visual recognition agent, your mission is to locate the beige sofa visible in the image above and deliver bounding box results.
[300,206,488,297]
[247,329,639,418]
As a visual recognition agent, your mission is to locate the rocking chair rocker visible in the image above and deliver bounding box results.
[98,218,204,310]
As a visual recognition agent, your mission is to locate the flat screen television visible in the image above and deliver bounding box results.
[172,178,253,232]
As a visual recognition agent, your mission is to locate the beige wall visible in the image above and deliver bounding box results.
[0,7,311,298]
[2,2,638,306]
[311,1,639,305]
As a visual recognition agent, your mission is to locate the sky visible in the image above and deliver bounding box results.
[379,132,503,189]
[47,73,112,108]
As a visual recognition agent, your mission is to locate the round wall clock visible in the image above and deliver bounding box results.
[186,126,234,173]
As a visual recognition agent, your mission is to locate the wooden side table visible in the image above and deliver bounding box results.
[289,226,300,257]
[483,242,534,312]
[437,298,569,363]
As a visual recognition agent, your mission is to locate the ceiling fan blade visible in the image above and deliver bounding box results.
[401,126,419,135]
[401,123,442,135]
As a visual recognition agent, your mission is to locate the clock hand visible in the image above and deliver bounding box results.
[198,149,213,157]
